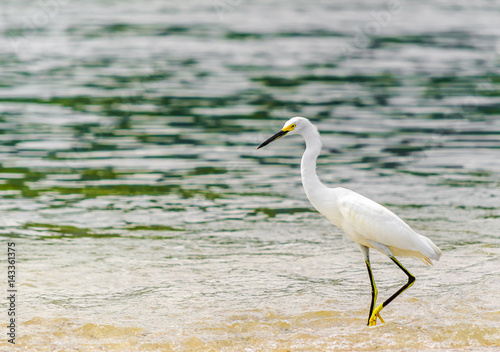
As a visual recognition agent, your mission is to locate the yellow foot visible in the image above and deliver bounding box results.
[368,312,385,326]
[368,305,385,326]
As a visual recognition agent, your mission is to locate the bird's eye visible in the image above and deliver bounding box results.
[291,124,296,128]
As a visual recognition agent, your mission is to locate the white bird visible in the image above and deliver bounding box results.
[257,117,441,326]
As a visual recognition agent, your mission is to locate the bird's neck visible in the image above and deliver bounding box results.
[300,124,328,200]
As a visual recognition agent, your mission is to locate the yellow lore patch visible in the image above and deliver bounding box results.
[282,123,296,132]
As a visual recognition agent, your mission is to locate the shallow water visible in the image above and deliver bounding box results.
[1,0,500,351]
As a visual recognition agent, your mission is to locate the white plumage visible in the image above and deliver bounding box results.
[336,188,440,264]
[258,116,441,326]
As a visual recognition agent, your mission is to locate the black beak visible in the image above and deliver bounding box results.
[257,130,288,149]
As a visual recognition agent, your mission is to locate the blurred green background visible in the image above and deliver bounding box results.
[0,0,499,350]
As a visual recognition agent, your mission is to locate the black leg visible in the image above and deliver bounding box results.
[365,259,378,326]
[381,256,416,308]
[368,256,415,326]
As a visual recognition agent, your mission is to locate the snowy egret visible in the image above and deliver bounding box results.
[257,117,441,326]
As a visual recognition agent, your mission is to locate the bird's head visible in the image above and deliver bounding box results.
[257,117,309,149]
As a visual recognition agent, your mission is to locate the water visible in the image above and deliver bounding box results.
[1,0,500,350]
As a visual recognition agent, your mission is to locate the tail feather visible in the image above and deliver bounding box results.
[388,233,441,266]
[419,235,442,261]
[416,234,442,264]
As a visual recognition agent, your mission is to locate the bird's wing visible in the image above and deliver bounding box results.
[337,190,426,254]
